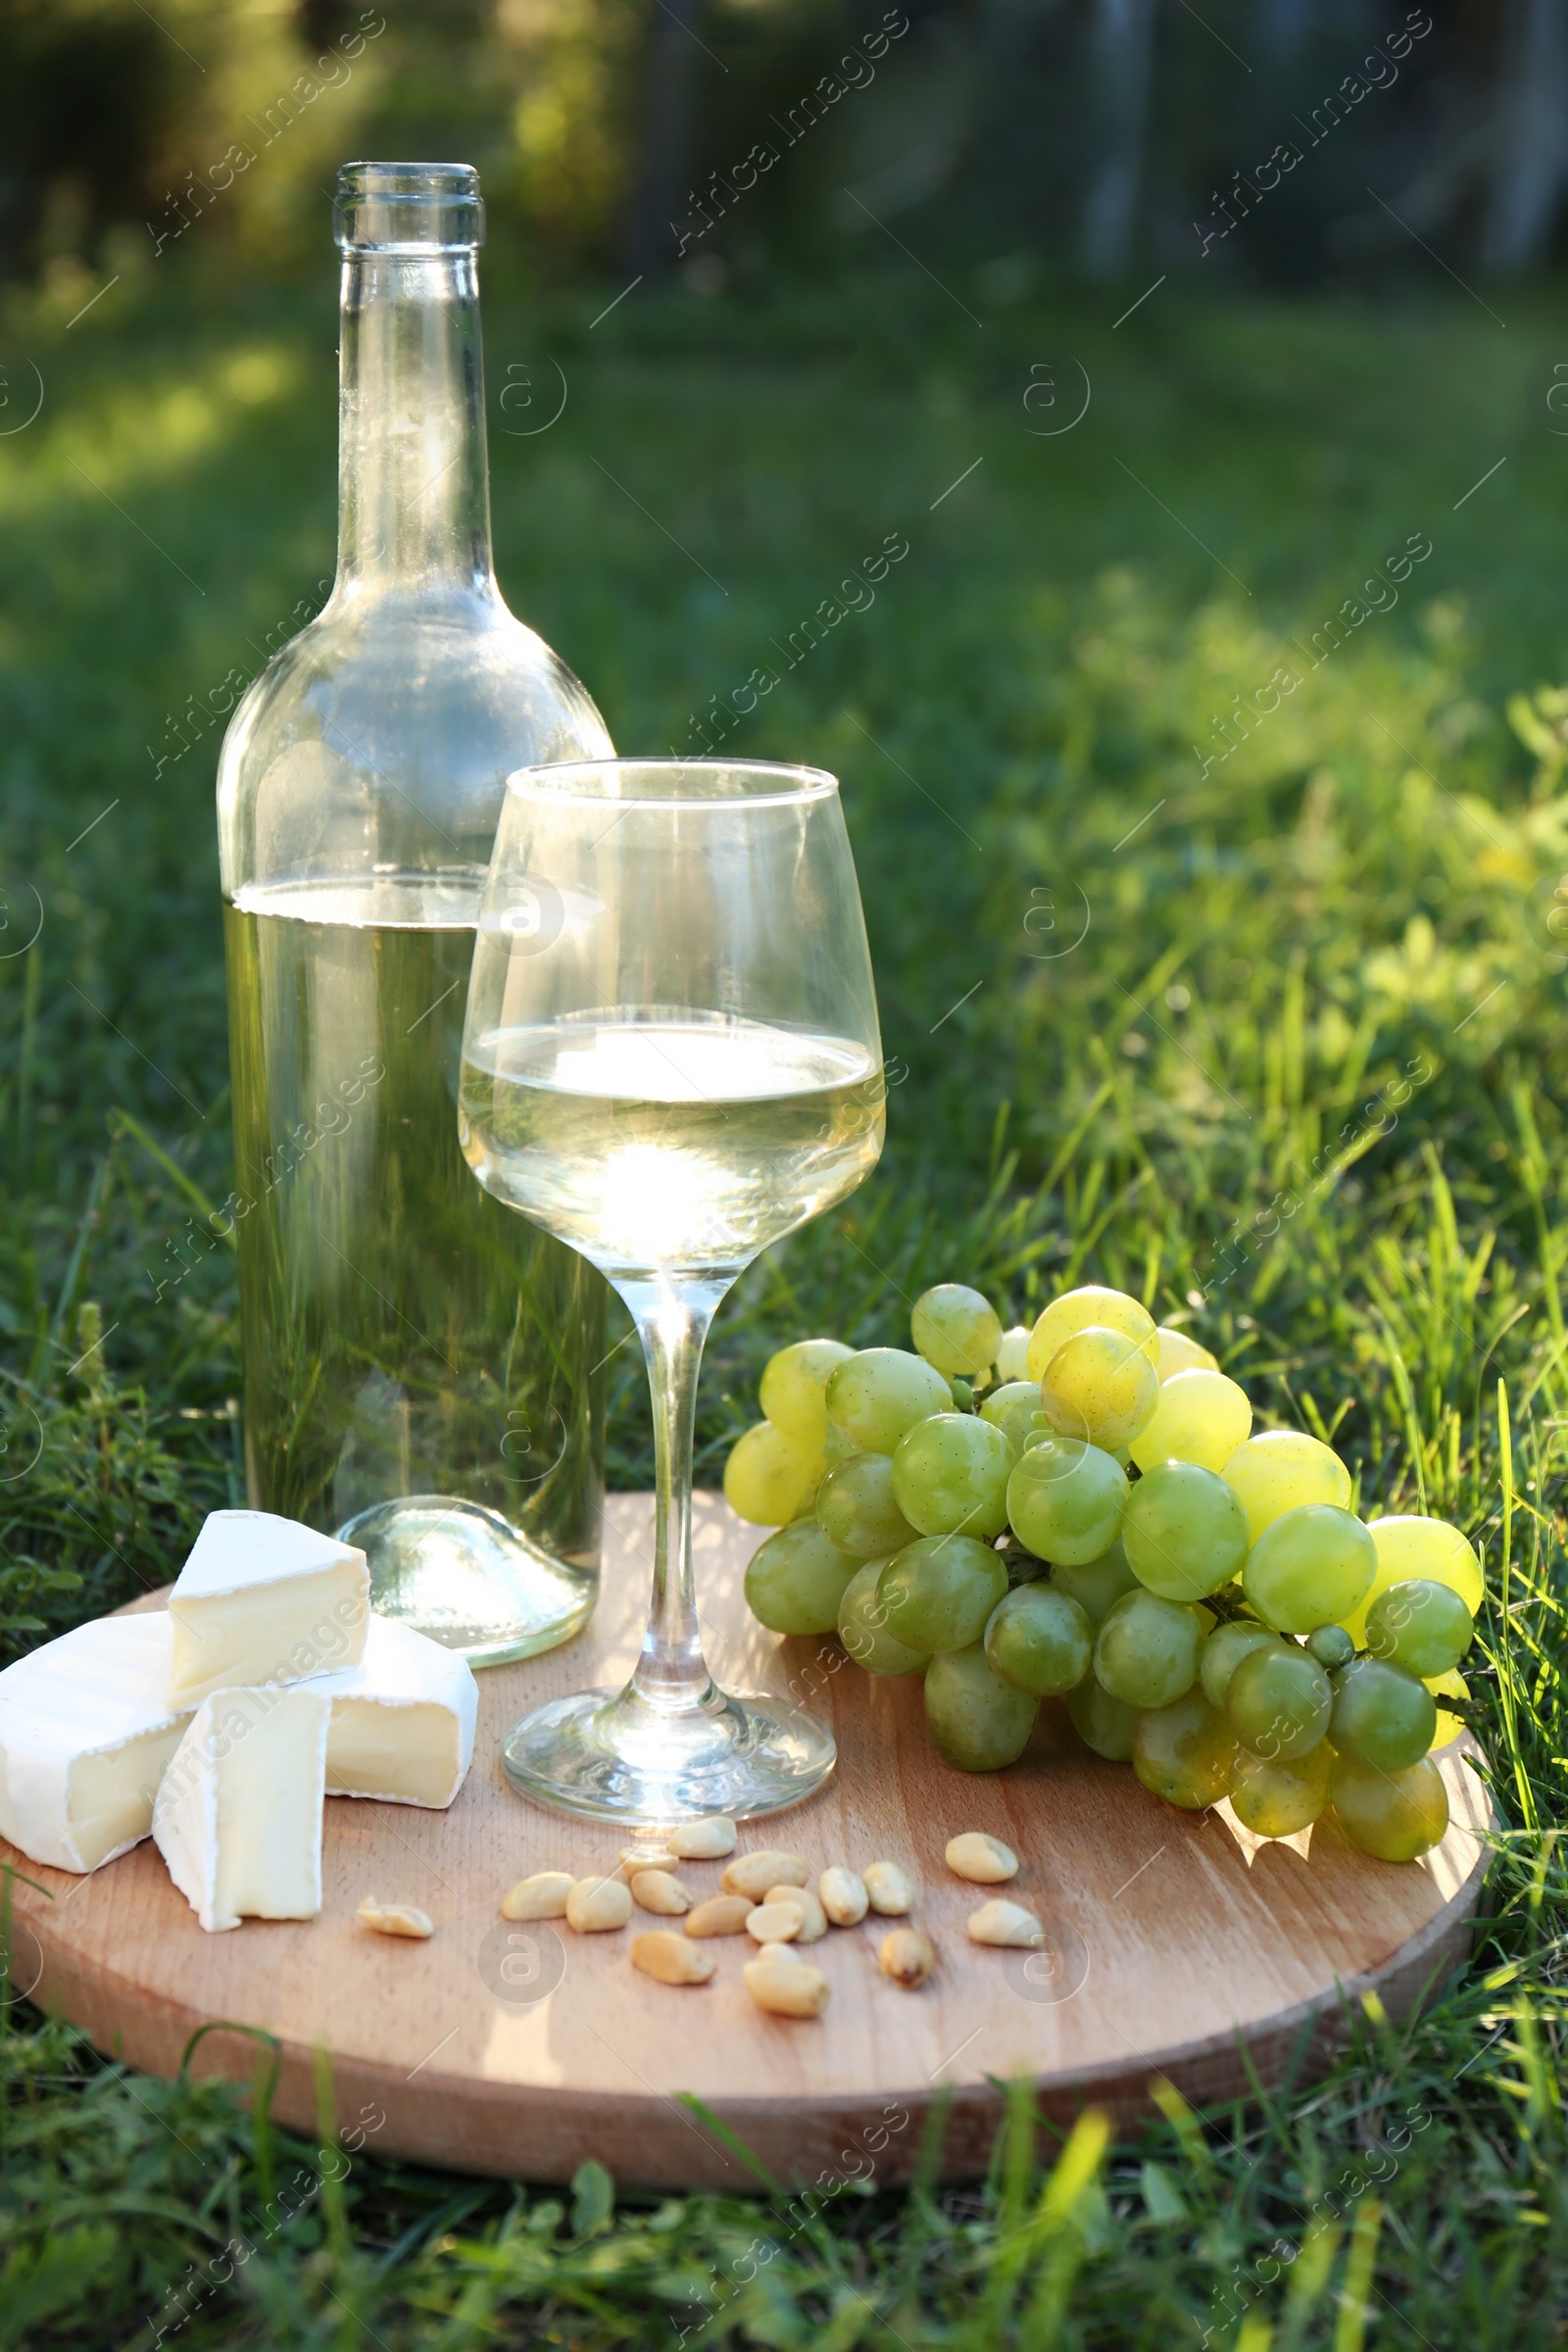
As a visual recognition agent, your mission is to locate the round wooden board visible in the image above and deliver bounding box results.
[6,1494,1491,2189]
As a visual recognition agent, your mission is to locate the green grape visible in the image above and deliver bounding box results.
[1122,1460,1250,1601]
[1229,1742,1332,1838]
[1331,1751,1448,1863]
[758,1338,854,1445]
[744,1521,859,1635]
[910,1283,1003,1378]
[1006,1438,1129,1567]
[1133,1688,1239,1810]
[723,1420,825,1527]
[874,1535,1007,1655]
[1129,1368,1252,1476]
[1093,1590,1203,1709]
[1306,1623,1355,1670]
[1026,1285,1155,1383]
[1199,1619,1281,1710]
[1154,1326,1218,1381]
[825,1348,953,1456]
[984,1584,1094,1695]
[995,1325,1033,1383]
[1050,1539,1141,1628]
[1344,1515,1484,1646]
[892,1412,1012,1539]
[1427,1668,1468,1749]
[824,1422,858,1467]
[1365,1579,1474,1678]
[815,1452,918,1558]
[1040,1326,1160,1450]
[1224,1642,1332,1760]
[1329,1656,1437,1773]
[1067,1674,1140,1760]
[980,1379,1048,1458]
[1222,1430,1351,1544]
[924,1643,1039,1771]
[1243,1504,1376,1634]
[836,1559,931,1676]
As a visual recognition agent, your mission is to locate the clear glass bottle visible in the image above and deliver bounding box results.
[216,161,613,1664]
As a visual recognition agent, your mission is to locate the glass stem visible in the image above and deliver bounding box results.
[617,1275,730,1713]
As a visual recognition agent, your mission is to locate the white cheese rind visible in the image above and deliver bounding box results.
[154,1685,329,1933]
[315,1616,478,1809]
[0,1615,192,1872]
[166,1510,368,1707]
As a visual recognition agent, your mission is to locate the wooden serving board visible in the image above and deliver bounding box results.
[5,1494,1491,2189]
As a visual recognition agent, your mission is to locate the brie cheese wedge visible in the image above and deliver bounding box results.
[154,1684,330,1933]
[166,1510,368,1708]
[316,1615,478,1809]
[0,1614,192,1872]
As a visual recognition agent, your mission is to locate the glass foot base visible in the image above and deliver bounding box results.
[338,1494,597,1669]
[501,1683,836,1824]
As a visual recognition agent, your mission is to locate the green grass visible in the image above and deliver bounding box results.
[3,251,1568,2346]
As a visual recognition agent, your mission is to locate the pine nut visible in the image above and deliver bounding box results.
[631,1931,715,1985]
[863,1860,915,1915]
[666,1816,738,1859]
[764,1884,827,1943]
[966,1899,1045,1948]
[618,1845,679,1876]
[945,1832,1019,1884]
[565,1875,633,1934]
[755,1941,803,1965]
[817,1866,868,1927]
[357,1897,432,1939]
[685,1894,756,1938]
[721,1849,809,1901]
[746,1900,804,1943]
[630,1869,693,1915]
[878,1927,934,1986]
[501,1871,574,1921]
[744,1959,831,2018]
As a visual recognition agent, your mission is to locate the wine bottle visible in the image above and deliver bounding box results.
[216,161,612,1664]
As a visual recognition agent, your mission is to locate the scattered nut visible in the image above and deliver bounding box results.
[817,1865,869,1927]
[763,1884,827,1943]
[631,1931,715,1985]
[746,1900,804,1944]
[744,1958,831,2018]
[722,1849,809,1901]
[878,1927,934,1987]
[685,1894,756,1938]
[966,1899,1045,1949]
[630,1869,693,1916]
[564,1875,633,1934]
[863,1860,915,1916]
[755,1941,804,1966]
[946,1832,1019,1885]
[501,1871,574,1921]
[666,1816,739,1859]
[358,1897,433,1939]
[618,1844,679,1876]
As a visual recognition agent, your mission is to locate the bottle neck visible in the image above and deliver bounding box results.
[334,249,496,599]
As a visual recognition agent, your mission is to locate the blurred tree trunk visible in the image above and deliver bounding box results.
[1483,0,1568,272]
[1080,0,1156,278]
[623,0,705,282]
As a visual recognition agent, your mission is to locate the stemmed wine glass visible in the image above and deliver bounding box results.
[458,759,885,1821]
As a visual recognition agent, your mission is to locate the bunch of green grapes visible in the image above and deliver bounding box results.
[728,1280,1483,1866]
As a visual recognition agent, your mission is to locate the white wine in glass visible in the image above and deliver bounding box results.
[460,759,885,1821]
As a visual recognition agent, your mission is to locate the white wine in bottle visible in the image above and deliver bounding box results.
[217,163,612,1664]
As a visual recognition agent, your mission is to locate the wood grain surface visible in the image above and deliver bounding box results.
[3,1493,1492,2188]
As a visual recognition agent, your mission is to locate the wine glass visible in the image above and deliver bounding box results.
[458,758,886,1822]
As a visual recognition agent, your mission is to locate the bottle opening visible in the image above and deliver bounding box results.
[335,161,484,254]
